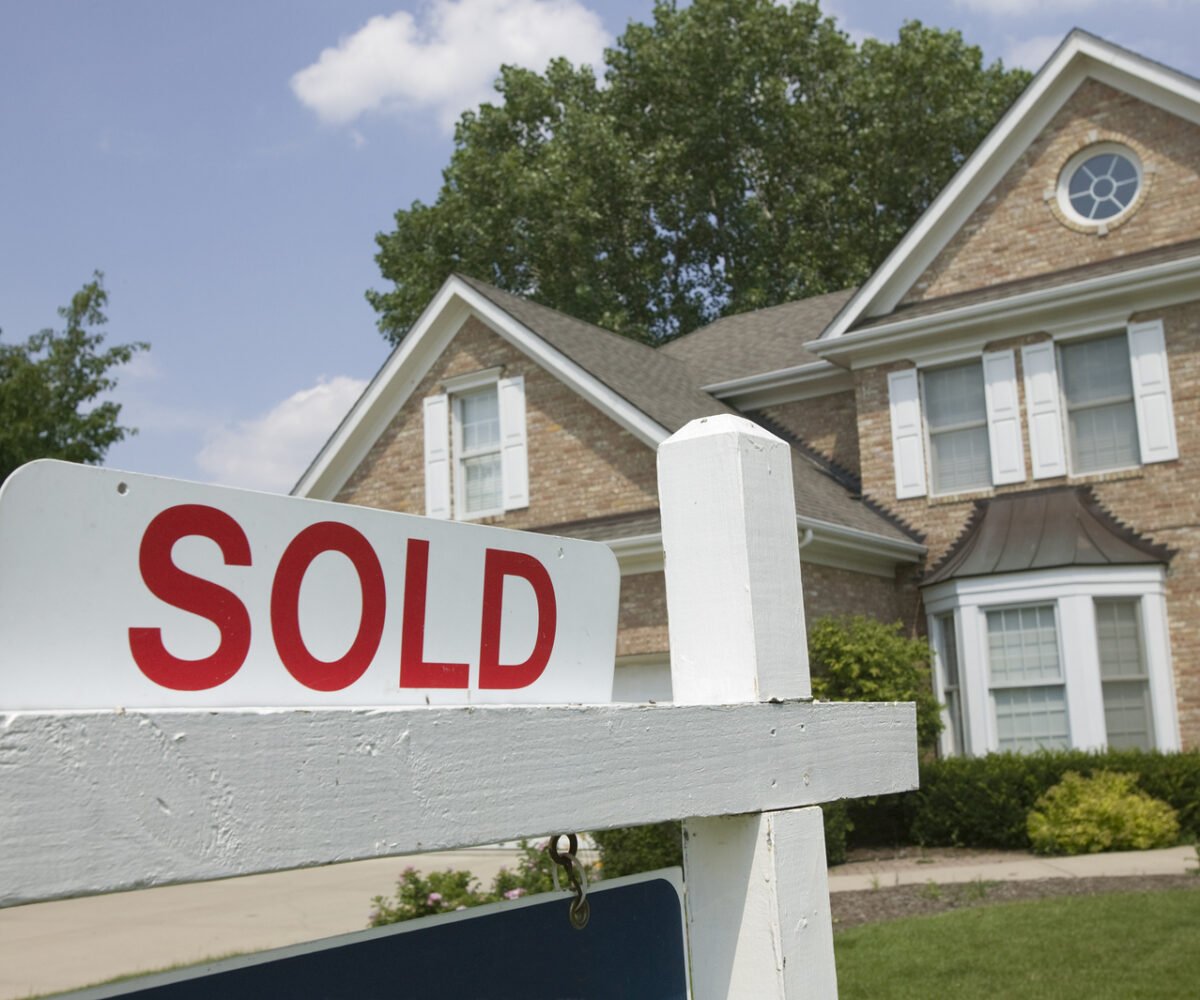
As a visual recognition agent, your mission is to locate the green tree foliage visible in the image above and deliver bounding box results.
[808,615,943,749]
[0,273,147,484]
[369,0,1030,345]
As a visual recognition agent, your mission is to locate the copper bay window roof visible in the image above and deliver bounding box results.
[922,486,1174,585]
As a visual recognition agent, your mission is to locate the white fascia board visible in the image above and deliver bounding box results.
[605,532,665,576]
[796,515,925,578]
[294,276,669,501]
[809,253,1200,370]
[820,32,1200,344]
[702,361,854,409]
[922,564,1166,611]
[604,517,924,579]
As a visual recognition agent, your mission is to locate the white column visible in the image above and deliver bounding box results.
[657,415,836,999]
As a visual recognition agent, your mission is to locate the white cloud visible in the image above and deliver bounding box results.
[197,375,367,493]
[291,0,611,132]
[1004,33,1064,69]
[953,0,1100,13]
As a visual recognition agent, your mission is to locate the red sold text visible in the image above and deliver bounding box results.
[128,505,557,692]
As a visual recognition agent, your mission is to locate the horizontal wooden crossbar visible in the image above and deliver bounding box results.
[1,699,916,906]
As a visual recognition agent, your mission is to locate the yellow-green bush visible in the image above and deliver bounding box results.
[1026,771,1180,856]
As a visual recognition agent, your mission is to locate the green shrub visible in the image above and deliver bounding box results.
[369,839,585,926]
[822,800,851,865]
[592,821,682,878]
[808,615,943,749]
[846,749,1199,852]
[1026,771,1180,855]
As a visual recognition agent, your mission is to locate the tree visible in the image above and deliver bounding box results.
[369,0,1030,345]
[0,273,147,485]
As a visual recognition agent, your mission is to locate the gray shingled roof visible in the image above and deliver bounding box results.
[660,288,856,386]
[459,275,916,545]
[924,487,1173,584]
[458,274,729,435]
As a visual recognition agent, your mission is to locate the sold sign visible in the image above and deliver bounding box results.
[0,462,619,710]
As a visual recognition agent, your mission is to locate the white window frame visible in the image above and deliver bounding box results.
[452,384,505,520]
[888,350,1024,500]
[1094,597,1157,751]
[920,360,993,497]
[424,368,529,521]
[984,603,1071,753]
[924,565,1179,757]
[1021,320,1177,481]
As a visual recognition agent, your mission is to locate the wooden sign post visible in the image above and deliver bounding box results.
[660,415,848,998]
[0,417,917,998]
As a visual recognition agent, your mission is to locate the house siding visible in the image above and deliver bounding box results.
[905,80,1200,304]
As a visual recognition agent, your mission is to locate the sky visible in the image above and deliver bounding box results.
[2,0,1197,495]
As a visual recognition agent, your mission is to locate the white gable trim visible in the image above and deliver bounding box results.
[811,251,1200,369]
[820,31,1200,343]
[701,361,854,409]
[294,276,670,500]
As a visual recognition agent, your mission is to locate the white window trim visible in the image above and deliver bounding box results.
[1022,320,1178,480]
[452,385,505,521]
[924,565,1179,757]
[424,370,529,521]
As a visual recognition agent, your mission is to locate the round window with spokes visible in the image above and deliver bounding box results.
[1057,143,1143,229]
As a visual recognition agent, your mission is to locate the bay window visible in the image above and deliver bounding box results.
[925,566,1179,757]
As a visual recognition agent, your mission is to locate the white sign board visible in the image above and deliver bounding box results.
[0,461,619,709]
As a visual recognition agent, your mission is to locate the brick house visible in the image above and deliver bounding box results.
[297,31,1200,754]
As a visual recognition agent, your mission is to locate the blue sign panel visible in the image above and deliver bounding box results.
[68,869,689,1000]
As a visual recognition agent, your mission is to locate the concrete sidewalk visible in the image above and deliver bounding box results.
[1,845,1194,999]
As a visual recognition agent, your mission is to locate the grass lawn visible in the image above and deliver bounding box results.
[835,889,1200,999]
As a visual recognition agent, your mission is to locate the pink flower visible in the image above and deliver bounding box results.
[426,892,443,905]
[504,888,527,900]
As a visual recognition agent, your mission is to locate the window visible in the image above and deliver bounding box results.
[1057,144,1142,228]
[937,613,967,754]
[925,566,1179,757]
[987,605,1070,752]
[1060,334,1139,474]
[887,350,1024,499]
[924,363,990,494]
[1022,320,1178,481]
[423,372,528,520]
[456,387,503,515]
[1095,599,1155,751]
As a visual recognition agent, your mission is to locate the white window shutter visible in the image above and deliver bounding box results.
[1021,342,1067,479]
[982,350,1026,486]
[498,376,529,510]
[423,394,451,519]
[887,368,927,499]
[1127,320,1178,464]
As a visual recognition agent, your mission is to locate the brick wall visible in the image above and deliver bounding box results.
[855,300,1200,747]
[906,80,1200,303]
[761,390,861,477]
[337,316,659,529]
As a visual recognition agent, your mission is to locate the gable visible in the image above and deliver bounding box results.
[818,31,1200,343]
[904,80,1200,304]
[336,315,660,531]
